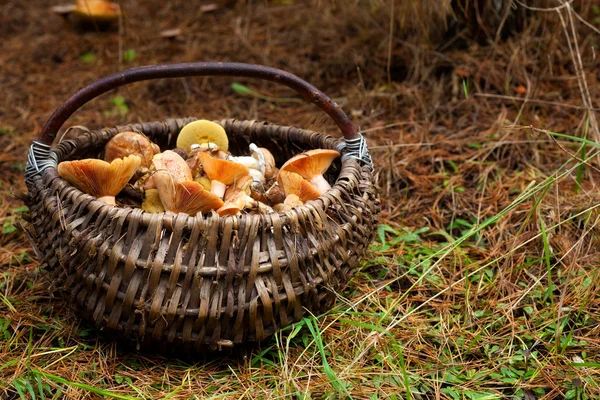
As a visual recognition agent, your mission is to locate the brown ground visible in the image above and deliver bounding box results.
[2,1,600,399]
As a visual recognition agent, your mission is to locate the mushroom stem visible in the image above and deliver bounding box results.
[310,175,331,194]
[249,143,266,175]
[227,155,260,170]
[98,195,116,205]
[249,169,265,183]
[211,180,227,199]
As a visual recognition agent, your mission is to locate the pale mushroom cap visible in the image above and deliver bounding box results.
[224,175,253,201]
[105,131,159,168]
[176,120,229,153]
[58,155,141,199]
[197,152,249,185]
[284,194,303,207]
[280,149,340,180]
[274,194,303,212]
[142,189,165,213]
[153,176,224,216]
[74,0,121,20]
[217,191,247,216]
[152,150,192,182]
[277,170,321,203]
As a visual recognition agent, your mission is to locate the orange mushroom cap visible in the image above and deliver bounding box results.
[197,152,249,185]
[217,191,247,216]
[279,149,340,180]
[57,155,141,204]
[153,176,224,216]
[277,170,321,203]
[74,0,121,21]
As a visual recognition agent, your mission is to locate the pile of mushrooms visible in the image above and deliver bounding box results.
[57,120,340,217]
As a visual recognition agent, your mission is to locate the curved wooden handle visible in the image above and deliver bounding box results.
[39,62,359,145]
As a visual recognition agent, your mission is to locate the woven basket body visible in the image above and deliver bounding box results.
[24,116,379,351]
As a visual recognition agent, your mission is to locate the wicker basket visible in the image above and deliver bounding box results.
[22,62,380,352]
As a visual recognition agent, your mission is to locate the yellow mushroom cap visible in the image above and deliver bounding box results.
[176,120,229,153]
[194,176,212,191]
[142,189,165,213]
[153,176,224,216]
[277,170,321,203]
[57,155,141,201]
[197,152,249,185]
[280,149,340,180]
[105,131,160,169]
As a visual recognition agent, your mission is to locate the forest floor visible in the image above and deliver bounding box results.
[2,1,600,399]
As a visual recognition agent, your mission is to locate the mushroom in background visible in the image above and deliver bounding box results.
[52,0,121,26]
[57,155,141,205]
[73,0,121,23]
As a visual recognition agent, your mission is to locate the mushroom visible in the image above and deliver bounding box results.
[51,4,76,18]
[104,131,160,171]
[225,144,276,178]
[142,189,165,213]
[57,155,141,205]
[139,150,191,192]
[251,145,277,179]
[153,175,224,216]
[279,149,340,194]
[176,120,229,153]
[273,194,303,212]
[195,176,212,191]
[224,175,253,202]
[216,191,247,216]
[152,150,192,182]
[248,168,265,183]
[73,0,121,23]
[277,170,321,203]
[191,143,229,160]
[265,183,285,206]
[196,152,249,199]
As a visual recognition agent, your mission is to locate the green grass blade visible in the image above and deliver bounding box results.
[34,370,139,400]
[303,317,351,398]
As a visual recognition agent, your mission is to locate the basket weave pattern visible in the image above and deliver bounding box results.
[24,118,380,350]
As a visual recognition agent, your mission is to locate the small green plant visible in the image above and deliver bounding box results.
[231,82,303,103]
[80,52,96,64]
[123,49,136,63]
[105,96,129,117]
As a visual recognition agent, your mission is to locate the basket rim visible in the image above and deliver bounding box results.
[38,118,369,231]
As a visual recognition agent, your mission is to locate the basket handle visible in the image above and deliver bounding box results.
[26,63,373,186]
[39,62,360,145]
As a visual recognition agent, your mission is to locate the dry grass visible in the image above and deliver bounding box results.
[2,0,600,398]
